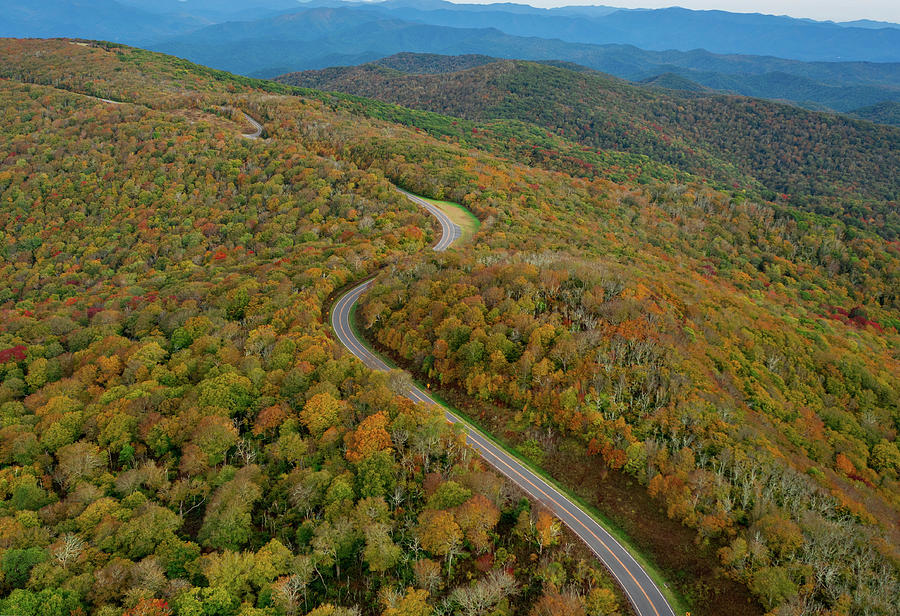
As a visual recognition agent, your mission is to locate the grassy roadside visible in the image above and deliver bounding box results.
[346,298,691,616]
[412,387,691,616]
[419,195,481,242]
[341,190,689,614]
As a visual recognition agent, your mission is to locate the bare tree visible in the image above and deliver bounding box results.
[53,533,85,569]
[450,571,518,616]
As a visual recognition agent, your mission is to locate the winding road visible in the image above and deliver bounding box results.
[395,188,461,250]
[241,112,264,139]
[330,189,677,616]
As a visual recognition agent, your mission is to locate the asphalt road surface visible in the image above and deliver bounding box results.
[330,189,677,616]
[395,187,461,250]
[241,112,263,139]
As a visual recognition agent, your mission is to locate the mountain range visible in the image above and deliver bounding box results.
[152,5,900,121]
[12,1,900,62]
[294,1,900,62]
[4,1,900,121]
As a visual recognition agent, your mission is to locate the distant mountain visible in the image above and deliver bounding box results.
[299,1,900,62]
[279,56,900,214]
[5,1,899,119]
[678,69,900,113]
[838,19,900,30]
[150,8,472,73]
[156,7,388,45]
[7,0,900,65]
[148,6,900,115]
[637,72,712,93]
[374,52,496,74]
[115,0,307,20]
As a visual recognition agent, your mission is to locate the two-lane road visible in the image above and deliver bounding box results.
[330,189,676,616]
[241,112,264,139]
[395,187,461,250]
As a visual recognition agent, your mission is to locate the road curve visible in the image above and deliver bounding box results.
[241,112,264,139]
[330,190,676,616]
[395,187,461,251]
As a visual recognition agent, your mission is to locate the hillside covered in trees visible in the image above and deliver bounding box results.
[279,57,900,239]
[0,38,899,616]
[0,39,632,616]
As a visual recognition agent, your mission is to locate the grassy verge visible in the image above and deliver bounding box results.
[343,189,687,613]
[419,195,481,242]
[346,298,690,616]
[416,389,690,616]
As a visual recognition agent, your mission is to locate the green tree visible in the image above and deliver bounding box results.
[111,503,181,559]
[0,588,82,616]
[1,547,48,589]
[426,481,471,510]
[198,467,262,551]
[749,566,799,610]
[364,524,402,574]
[356,450,397,499]
[173,585,239,616]
[198,372,255,417]
[311,518,359,578]
[9,475,53,511]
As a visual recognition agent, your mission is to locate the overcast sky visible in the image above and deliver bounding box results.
[454,1,900,23]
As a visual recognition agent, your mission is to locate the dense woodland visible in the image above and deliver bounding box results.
[279,59,900,239]
[847,101,900,127]
[347,132,900,615]
[0,40,628,616]
[0,39,898,616]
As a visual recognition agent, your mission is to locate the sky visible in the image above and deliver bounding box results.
[453,1,900,23]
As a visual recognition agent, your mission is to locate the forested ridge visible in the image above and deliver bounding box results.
[13,0,900,111]
[278,58,900,239]
[358,165,900,614]
[0,40,631,616]
[847,101,900,126]
[0,38,899,616]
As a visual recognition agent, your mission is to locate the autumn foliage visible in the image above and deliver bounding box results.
[0,39,628,616]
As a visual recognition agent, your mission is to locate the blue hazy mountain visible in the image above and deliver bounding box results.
[19,1,897,63]
[143,6,900,117]
[0,0,204,42]
[4,1,899,121]
[298,1,900,62]
[114,0,310,20]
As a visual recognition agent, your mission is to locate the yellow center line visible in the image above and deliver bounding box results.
[391,346,665,615]
[330,192,672,616]
[467,432,663,616]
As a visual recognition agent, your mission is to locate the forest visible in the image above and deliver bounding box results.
[0,40,628,616]
[0,38,898,616]
[349,141,900,616]
[279,58,900,239]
